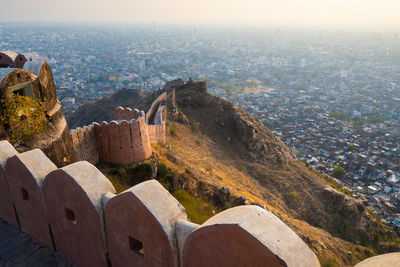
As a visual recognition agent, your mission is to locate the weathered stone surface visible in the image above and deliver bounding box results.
[0,141,19,228]
[119,120,133,165]
[175,220,200,265]
[93,115,152,165]
[354,252,400,267]
[104,180,187,267]
[38,61,57,112]
[70,124,99,165]
[43,161,115,267]
[182,205,320,267]
[5,149,57,249]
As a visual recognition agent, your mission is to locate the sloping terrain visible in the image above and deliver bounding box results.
[68,86,399,266]
[155,86,399,266]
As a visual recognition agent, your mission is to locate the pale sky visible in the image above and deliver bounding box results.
[1,0,400,30]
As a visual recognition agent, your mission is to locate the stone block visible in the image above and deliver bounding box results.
[182,205,320,267]
[104,180,187,267]
[355,252,400,267]
[0,141,19,227]
[43,161,115,267]
[5,149,57,248]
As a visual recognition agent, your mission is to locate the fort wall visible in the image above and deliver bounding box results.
[0,139,323,267]
[70,108,154,166]
[69,90,171,163]
[115,106,141,121]
[148,124,166,144]
[93,115,152,165]
[146,91,167,124]
[146,92,168,144]
[70,124,99,165]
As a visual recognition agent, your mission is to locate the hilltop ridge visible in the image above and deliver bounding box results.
[163,80,399,265]
[67,80,399,266]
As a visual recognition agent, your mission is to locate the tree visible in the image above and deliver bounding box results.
[0,94,47,144]
[333,165,346,178]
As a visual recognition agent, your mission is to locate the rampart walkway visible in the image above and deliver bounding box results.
[0,219,69,266]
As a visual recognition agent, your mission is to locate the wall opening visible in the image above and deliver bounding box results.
[129,236,144,257]
[65,208,77,224]
[21,187,30,201]
[13,89,25,96]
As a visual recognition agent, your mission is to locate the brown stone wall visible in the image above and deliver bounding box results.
[93,116,151,165]
[148,124,166,144]
[183,224,286,267]
[0,139,321,267]
[38,62,57,112]
[182,206,320,267]
[14,54,27,69]
[70,124,99,165]
[146,93,167,144]
[0,52,15,68]
[43,162,115,267]
[0,167,18,227]
[146,92,167,123]
[115,106,141,121]
[5,149,57,248]
[119,120,134,164]
[104,192,176,267]
[0,141,19,228]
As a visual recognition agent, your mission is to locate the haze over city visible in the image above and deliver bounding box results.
[1,0,400,30]
[1,0,400,266]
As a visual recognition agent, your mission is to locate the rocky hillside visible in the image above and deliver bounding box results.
[67,84,399,266]
[164,84,399,266]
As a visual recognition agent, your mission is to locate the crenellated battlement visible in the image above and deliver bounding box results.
[115,106,142,121]
[70,91,169,166]
[94,116,152,165]
[0,139,321,267]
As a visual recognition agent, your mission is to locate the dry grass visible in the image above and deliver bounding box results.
[151,120,374,266]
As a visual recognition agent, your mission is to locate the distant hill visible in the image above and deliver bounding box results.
[66,89,156,129]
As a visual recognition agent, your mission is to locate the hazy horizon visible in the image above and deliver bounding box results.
[1,0,400,32]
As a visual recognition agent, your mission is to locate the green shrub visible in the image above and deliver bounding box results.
[317,221,326,230]
[157,163,169,178]
[333,165,346,178]
[185,168,192,175]
[325,204,335,214]
[172,190,216,224]
[116,166,127,177]
[128,163,154,185]
[0,94,48,144]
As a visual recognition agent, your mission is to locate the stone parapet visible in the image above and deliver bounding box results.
[0,139,324,267]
